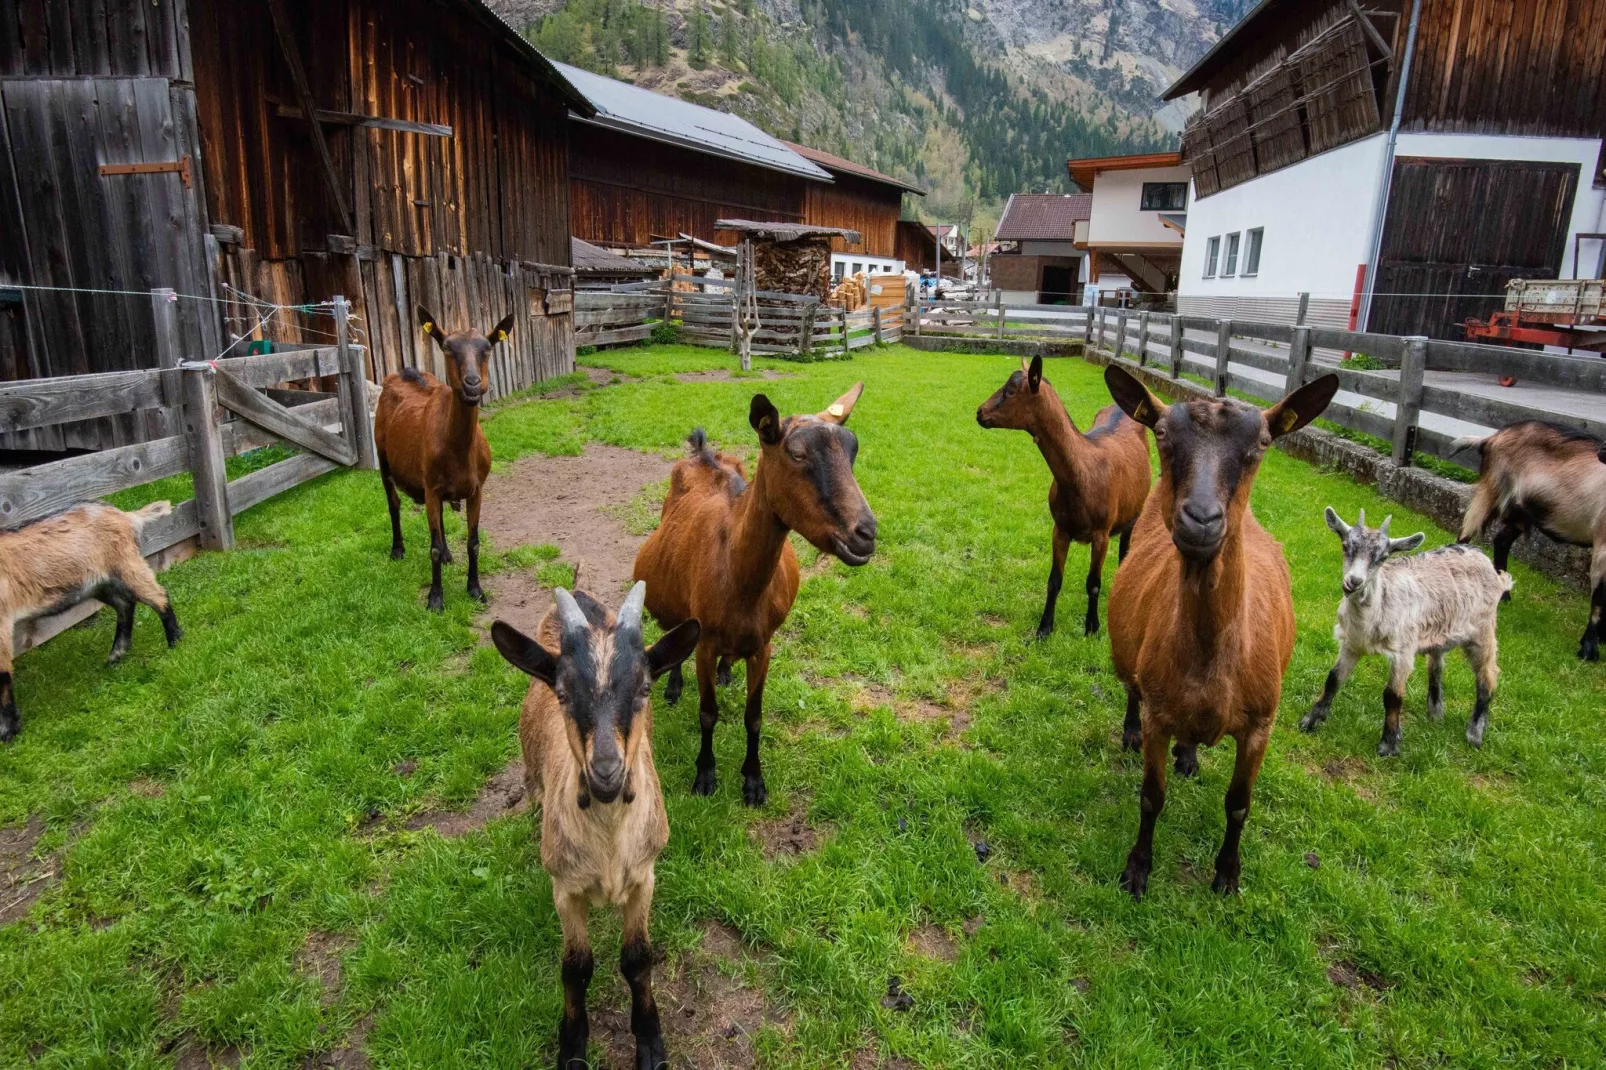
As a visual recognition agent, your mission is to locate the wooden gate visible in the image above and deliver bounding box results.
[1371,157,1579,340]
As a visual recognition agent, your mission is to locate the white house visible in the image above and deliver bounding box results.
[1167,0,1606,337]
[1066,152,1189,305]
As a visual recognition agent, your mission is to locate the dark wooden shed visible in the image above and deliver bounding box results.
[0,0,586,433]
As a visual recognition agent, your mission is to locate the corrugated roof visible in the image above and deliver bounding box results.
[994,194,1092,241]
[553,61,831,180]
[781,141,927,195]
[715,220,863,242]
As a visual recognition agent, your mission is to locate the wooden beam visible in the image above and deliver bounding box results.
[213,367,357,466]
[273,104,453,138]
[1346,0,1393,60]
[265,0,354,235]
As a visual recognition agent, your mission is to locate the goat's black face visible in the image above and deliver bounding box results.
[417,306,514,406]
[491,585,699,806]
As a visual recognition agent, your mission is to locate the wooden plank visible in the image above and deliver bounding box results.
[1309,328,1405,363]
[1394,336,1428,465]
[265,0,352,234]
[182,364,233,550]
[0,434,189,528]
[219,396,344,457]
[1419,382,1606,441]
[213,368,356,466]
[0,369,166,433]
[581,323,655,347]
[1424,340,1606,391]
[227,452,342,516]
[272,104,452,137]
[220,347,345,389]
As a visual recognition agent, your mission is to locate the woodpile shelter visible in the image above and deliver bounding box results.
[0,0,587,430]
[782,141,926,279]
[1168,0,1606,338]
[715,221,862,301]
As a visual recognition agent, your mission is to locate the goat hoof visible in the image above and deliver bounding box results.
[389,545,405,561]
[1084,619,1100,637]
[1035,622,1054,641]
[1578,640,1600,662]
[1120,729,1142,753]
[468,585,486,603]
[716,663,732,688]
[691,768,717,796]
[1466,723,1487,748]
[742,775,768,807]
[635,1034,668,1070]
[1210,869,1241,896]
[1377,738,1400,758]
[440,547,454,565]
[1120,858,1150,901]
[427,592,445,613]
[0,715,17,744]
[664,682,683,706]
[1500,590,1512,603]
[1297,710,1324,733]
[106,647,128,667]
[1427,703,1444,722]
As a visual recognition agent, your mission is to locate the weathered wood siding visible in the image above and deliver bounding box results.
[569,123,807,250]
[800,173,900,258]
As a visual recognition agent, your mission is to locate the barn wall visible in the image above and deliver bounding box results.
[895,220,936,271]
[569,123,806,249]
[800,173,901,257]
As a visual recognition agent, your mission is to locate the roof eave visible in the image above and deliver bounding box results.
[461,2,596,117]
[1161,0,1281,100]
[571,113,834,181]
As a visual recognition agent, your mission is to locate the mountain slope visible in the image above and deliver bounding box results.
[489,0,1237,216]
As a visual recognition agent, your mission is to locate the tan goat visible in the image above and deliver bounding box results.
[1,501,182,742]
[491,582,699,1070]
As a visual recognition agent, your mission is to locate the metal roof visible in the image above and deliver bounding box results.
[715,220,862,242]
[781,141,927,194]
[570,237,658,276]
[553,62,831,180]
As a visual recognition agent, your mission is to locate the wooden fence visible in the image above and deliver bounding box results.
[4,294,377,655]
[908,297,1089,342]
[573,276,903,359]
[1084,305,1606,468]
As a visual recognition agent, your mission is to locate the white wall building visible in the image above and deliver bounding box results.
[1067,153,1188,304]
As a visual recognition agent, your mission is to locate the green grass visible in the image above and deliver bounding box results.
[3,345,1603,1068]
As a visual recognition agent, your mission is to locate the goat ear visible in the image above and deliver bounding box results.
[1324,506,1349,537]
[750,394,783,445]
[417,306,446,351]
[490,620,558,685]
[819,381,864,425]
[1027,355,1043,394]
[646,619,701,681]
[486,313,516,347]
[1388,533,1426,555]
[1104,365,1164,428]
[1265,373,1339,439]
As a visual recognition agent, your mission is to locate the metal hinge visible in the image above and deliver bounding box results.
[99,154,192,188]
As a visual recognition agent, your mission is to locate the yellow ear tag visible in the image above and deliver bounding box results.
[492,331,506,343]
[1133,400,1148,422]
[759,414,772,429]
[1279,409,1298,433]
[421,323,433,334]
[828,403,844,417]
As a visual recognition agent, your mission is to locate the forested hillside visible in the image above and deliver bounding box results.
[488,0,1237,220]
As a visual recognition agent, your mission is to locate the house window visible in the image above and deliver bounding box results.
[1242,228,1263,277]
[833,263,845,282]
[852,262,863,274]
[1141,182,1188,211]
[1203,236,1220,278]
[1222,232,1241,277]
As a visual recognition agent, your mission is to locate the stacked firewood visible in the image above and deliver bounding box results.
[753,236,833,300]
[829,273,869,310]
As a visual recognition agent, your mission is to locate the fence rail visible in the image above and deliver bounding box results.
[6,294,377,657]
[1081,305,1606,469]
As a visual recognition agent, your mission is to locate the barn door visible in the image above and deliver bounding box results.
[0,78,215,384]
[1370,158,1579,340]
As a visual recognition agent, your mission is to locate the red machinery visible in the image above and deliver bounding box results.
[1464,278,1606,384]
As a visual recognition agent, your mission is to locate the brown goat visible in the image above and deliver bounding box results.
[1452,421,1606,661]
[977,354,1150,639]
[374,306,514,612]
[1,501,182,742]
[1105,367,1338,898]
[492,583,699,1070]
[633,385,877,805]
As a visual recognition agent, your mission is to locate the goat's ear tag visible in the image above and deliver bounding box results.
[1133,400,1148,421]
[759,414,773,429]
[491,329,506,343]
[1278,409,1298,433]
[827,403,844,418]
[421,322,433,334]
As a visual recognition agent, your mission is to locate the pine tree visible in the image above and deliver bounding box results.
[719,8,740,68]
[688,2,710,69]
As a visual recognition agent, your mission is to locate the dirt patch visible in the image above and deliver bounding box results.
[305,1013,373,1069]
[583,366,634,387]
[171,1038,243,1070]
[480,443,675,606]
[849,1048,917,1070]
[1315,757,1379,801]
[476,567,551,640]
[405,759,529,838]
[1326,960,1392,992]
[906,924,957,964]
[750,800,822,860]
[594,920,788,1070]
[962,915,985,937]
[673,369,792,383]
[295,932,354,1007]
[129,778,166,798]
[0,815,55,926]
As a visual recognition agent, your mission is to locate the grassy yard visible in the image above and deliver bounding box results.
[3,343,1604,1068]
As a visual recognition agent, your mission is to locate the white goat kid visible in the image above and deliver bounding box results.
[1301,507,1511,756]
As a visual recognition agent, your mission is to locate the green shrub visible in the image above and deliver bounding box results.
[649,322,681,345]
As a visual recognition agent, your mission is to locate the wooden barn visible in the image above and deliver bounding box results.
[1169,0,1606,337]
[0,0,586,432]
[783,141,925,278]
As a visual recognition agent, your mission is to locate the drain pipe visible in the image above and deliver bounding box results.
[1357,0,1423,331]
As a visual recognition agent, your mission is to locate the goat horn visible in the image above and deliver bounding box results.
[553,588,588,639]
[1356,508,1366,529]
[617,581,646,635]
[1379,515,1392,537]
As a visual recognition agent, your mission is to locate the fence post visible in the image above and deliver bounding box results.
[800,301,817,359]
[1083,304,1094,346]
[995,291,1005,340]
[840,306,849,357]
[334,295,377,469]
[1214,319,1233,396]
[872,305,883,344]
[1393,335,1428,466]
[150,288,182,439]
[663,278,674,329]
[1115,310,1128,362]
[181,362,234,550]
[1168,314,1183,378]
[1295,291,1310,327]
[1096,307,1107,353]
[1137,311,1150,367]
[912,292,921,338]
[1287,324,1312,391]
